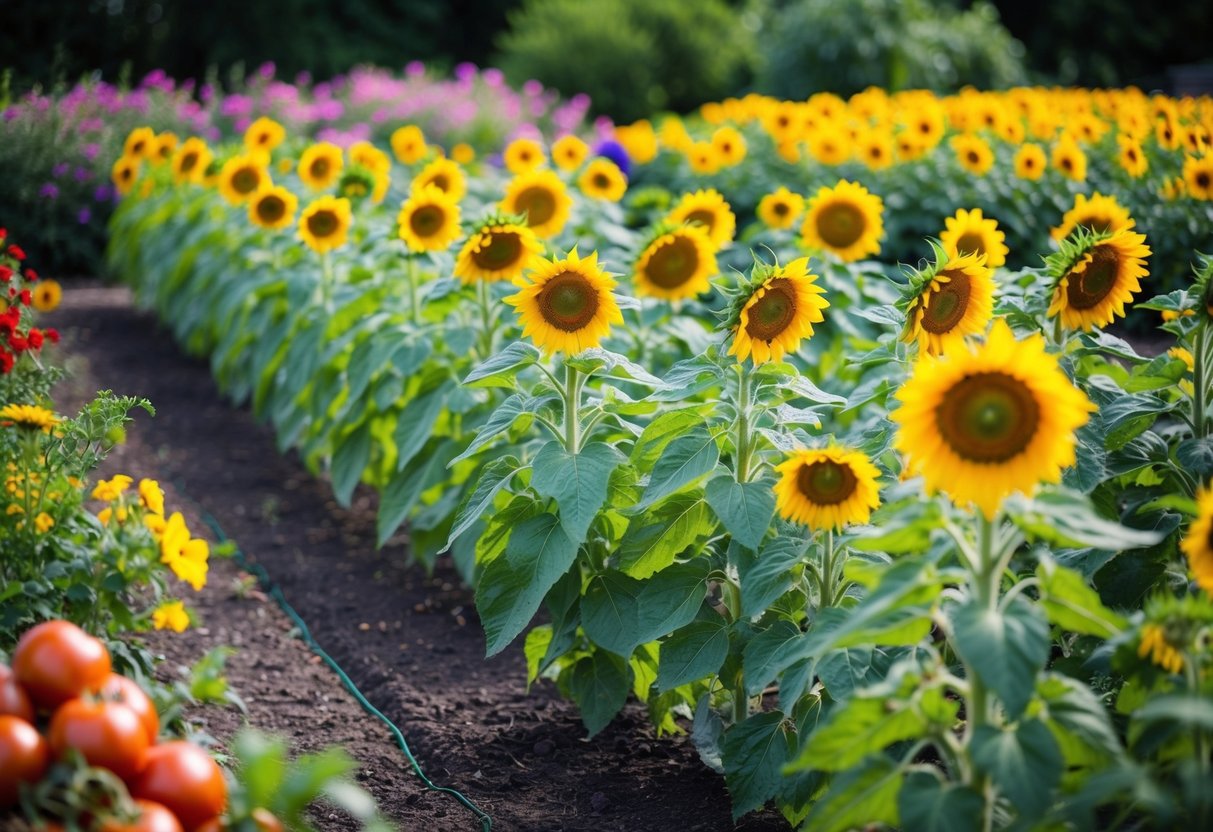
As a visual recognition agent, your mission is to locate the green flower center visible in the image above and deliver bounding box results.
[745,279,796,342]
[473,231,523,272]
[1066,245,1120,310]
[920,269,972,334]
[797,460,857,505]
[538,272,599,332]
[937,371,1040,462]
[645,235,699,289]
[816,201,865,249]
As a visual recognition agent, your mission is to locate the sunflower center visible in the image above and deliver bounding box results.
[646,236,699,288]
[515,186,557,226]
[410,205,445,237]
[307,209,339,239]
[537,271,599,332]
[816,202,865,249]
[796,461,857,505]
[936,371,1040,463]
[920,270,972,334]
[431,174,450,192]
[745,279,797,342]
[257,195,285,223]
[967,151,980,165]
[121,167,133,182]
[311,158,331,179]
[685,209,716,233]
[593,173,610,189]
[233,167,260,195]
[1066,245,1120,310]
[954,233,986,257]
[772,202,789,217]
[180,152,199,173]
[1078,214,1111,234]
[1198,172,1211,190]
[473,232,523,271]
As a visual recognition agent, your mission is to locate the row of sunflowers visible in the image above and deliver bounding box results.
[106,83,1212,829]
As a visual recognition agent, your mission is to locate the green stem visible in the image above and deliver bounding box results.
[820,530,836,609]
[734,363,753,483]
[406,253,421,324]
[563,364,582,454]
[964,512,1000,832]
[1051,314,1064,348]
[1194,322,1208,440]
[733,681,749,724]
[476,279,494,359]
[319,251,334,313]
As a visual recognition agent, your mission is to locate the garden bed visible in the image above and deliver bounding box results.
[49,282,785,832]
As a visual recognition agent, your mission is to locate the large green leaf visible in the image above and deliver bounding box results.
[790,696,925,773]
[446,456,525,546]
[743,619,804,696]
[636,427,720,510]
[815,646,903,701]
[737,538,804,617]
[330,423,372,508]
[462,341,540,387]
[1037,559,1127,638]
[970,719,1062,823]
[722,711,793,820]
[581,570,645,658]
[634,559,709,639]
[531,441,625,543]
[949,595,1049,719]
[617,494,713,579]
[568,650,631,737]
[897,771,984,832]
[375,438,456,546]
[1005,489,1163,551]
[657,619,730,691]
[800,756,902,832]
[705,475,776,550]
[392,378,452,472]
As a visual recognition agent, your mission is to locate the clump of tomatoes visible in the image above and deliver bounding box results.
[0,620,268,832]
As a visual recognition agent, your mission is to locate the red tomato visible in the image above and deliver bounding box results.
[191,821,223,832]
[131,742,227,831]
[97,674,159,745]
[13,621,112,710]
[0,664,35,722]
[99,799,185,832]
[49,699,150,782]
[0,715,49,807]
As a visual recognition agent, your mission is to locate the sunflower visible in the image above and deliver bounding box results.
[757,187,805,230]
[1183,155,1213,201]
[0,404,59,432]
[686,142,721,175]
[855,131,894,171]
[666,189,736,249]
[1046,229,1151,331]
[1050,192,1136,241]
[726,257,829,365]
[248,185,298,231]
[501,169,572,239]
[244,116,285,155]
[1138,624,1185,674]
[397,184,462,253]
[391,125,427,165]
[350,141,391,178]
[123,127,156,160]
[454,218,544,284]
[615,120,658,165]
[950,134,994,176]
[578,159,627,202]
[939,208,1008,268]
[1013,143,1046,180]
[217,156,270,205]
[298,143,344,191]
[711,126,747,167]
[505,248,623,355]
[1051,136,1088,181]
[892,318,1096,519]
[1181,487,1213,597]
[298,196,352,254]
[171,138,212,185]
[411,157,467,202]
[152,132,178,165]
[632,225,717,301]
[451,143,476,165]
[337,166,377,202]
[111,155,141,197]
[773,448,881,532]
[901,248,995,355]
[1118,135,1149,178]
[504,137,545,174]
[800,180,884,263]
[552,135,589,171]
[31,279,62,312]
[808,127,852,166]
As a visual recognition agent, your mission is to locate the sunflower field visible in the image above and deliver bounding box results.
[102,83,1213,829]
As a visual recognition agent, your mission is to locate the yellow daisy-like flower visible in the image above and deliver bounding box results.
[396,184,462,253]
[940,208,1009,269]
[152,600,190,633]
[454,220,544,284]
[505,248,623,355]
[248,185,298,231]
[139,478,165,516]
[800,180,884,263]
[1013,143,1046,180]
[411,157,467,202]
[632,225,717,301]
[350,141,391,177]
[857,130,894,171]
[391,124,427,165]
[1047,229,1151,331]
[551,135,589,171]
[218,155,270,205]
[711,126,747,166]
[298,143,344,191]
[1051,192,1136,241]
[92,474,133,502]
[171,138,212,185]
[1169,346,1195,372]
[152,132,178,165]
[1052,136,1088,181]
[111,155,141,197]
[34,512,54,534]
[32,279,62,313]
[298,196,353,254]
[1117,135,1149,178]
[1183,155,1213,200]
[773,447,881,532]
[666,189,736,250]
[1138,624,1185,674]
[577,159,627,202]
[501,169,573,239]
[1181,488,1213,597]
[757,187,805,230]
[244,116,285,154]
[808,127,852,166]
[123,127,156,160]
[614,120,658,164]
[728,257,829,365]
[951,134,994,176]
[687,141,721,175]
[902,250,995,356]
[451,143,475,165]
[892,318,1096,519]
[504,137,545,174]
[1,404,59,432]
[173,539,209,591]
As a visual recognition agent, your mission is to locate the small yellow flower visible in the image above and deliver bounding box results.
[92,475,133,502]
[139,479,165,515]
[452,143,476,165]
[551,135,589,170]
[34,512,54,533]
[6,504,24,515]
[1138,624,1184,674]
[1,404,60,432]
[152,600,190,633]
[145,513,166,536]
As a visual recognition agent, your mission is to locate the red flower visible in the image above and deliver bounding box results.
[27,329,43,349]
[8,245,25,260]
[18,289,31,307]
[0,350,12,373]
[25,269,37,282]
[0,266,11,282]
[45,328,60,343]
[9,333,27,352]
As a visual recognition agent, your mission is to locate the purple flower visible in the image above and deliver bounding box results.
[79,118,104,133]
[52,162,69,178]
[523,79,544,97]
[220,94,253,118]
[200,84,215,103]
[483,67,505,88]
[454,62,478,82]
[73,166,93,182]
[94,184,114,203]
[78,207,92,225]
[39,183,60,200]
[593,139,630,176]
[405,60,425,78]
[257,61,276,79]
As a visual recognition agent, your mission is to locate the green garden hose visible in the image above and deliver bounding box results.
[179,483,493,832]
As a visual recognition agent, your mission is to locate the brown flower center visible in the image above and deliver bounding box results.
[179,152,199,173]
[1075,214,1112,234]
[593,173,610,189]
[744,279,796,342]
[472,231,523,272]
[311,158,331,180]
[256,194,286,224]
[967,150,981,165]
[645,235,699,289]
[797,460,857,505]
[1066,245,1120,310]
[537,271,599,332]
[514,186,557,227]
[409,205,445,237]
[232,167,261,195]
[429,173,451,192]
[936,371,1039,462]
[772,202,789,217]
[919,269,973,334]
[954,233,986,257]
[307,209,339,239]
[685,209,717,233]
[1197,172,1211,190]
[816,202,865,249]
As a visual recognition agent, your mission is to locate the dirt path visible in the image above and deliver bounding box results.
[47,283,786,832]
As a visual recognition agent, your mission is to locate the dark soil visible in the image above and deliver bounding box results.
[46,284,788,832]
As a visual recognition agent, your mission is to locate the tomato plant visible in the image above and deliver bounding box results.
[0,714,49,807]
[0,663,35,722]
[13,621,112,710]
[48,699,150,783]
[97,673,160,745]
[131,742,227,831]
[99,799,186,832]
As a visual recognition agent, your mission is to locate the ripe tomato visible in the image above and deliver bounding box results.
[99,799,185,832]
[0,664,35,722]
[13,621,112,710]
[0,715,49,807]
[98,674,159,745]
[191,821,223,832]
[49,699,150,782]
[131,742,227,831]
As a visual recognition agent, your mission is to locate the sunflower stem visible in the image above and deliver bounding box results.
[962,511,1000,832]
[563,364,582,454]
[319,251,334,314]
[406,252,421,325]
[1194,322,1208,440]
[820,530,836,609]
[734,363,753,483]
[476,279,495,360]
[1051,314,1064,348]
